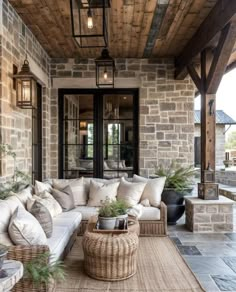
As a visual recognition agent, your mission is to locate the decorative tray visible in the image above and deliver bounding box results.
[92,218,136,234]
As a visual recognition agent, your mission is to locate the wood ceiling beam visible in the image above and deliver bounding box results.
[175,0,236,79]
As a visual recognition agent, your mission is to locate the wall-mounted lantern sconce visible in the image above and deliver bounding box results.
[13,57,37,109]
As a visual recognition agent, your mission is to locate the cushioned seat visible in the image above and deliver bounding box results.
[47,226,72,262]
[139,207,160,220]
[53,211,82,234]
[73,206,98,220]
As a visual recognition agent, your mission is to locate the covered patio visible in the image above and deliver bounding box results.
[1,0,236,291]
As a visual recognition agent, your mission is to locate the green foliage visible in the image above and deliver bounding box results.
[225,131,236,150]
[99,197,129,217]
[24,252,66,287]
[155,161,195,192]
[0,144,31,199]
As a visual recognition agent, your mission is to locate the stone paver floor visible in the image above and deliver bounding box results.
[170,205,236,292]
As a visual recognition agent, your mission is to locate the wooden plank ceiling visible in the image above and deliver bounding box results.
[8,0,236,69]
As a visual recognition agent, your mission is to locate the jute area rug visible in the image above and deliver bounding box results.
[54,237,204,292]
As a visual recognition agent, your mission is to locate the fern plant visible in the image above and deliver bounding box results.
[24,252,66,288]
[99,198,129,217]
[155,161,195,192]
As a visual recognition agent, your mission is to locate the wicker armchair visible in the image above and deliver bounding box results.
[78,201,168,237]
[7,245,50,292]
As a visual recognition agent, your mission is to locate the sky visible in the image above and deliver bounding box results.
[195,68,236,138]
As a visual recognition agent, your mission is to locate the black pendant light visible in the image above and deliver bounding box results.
[70,0,110,48]
[95,48,115,88]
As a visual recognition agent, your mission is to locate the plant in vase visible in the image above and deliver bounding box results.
[98,198,129,230]
[155,161,195,225]
[23,252,65,289]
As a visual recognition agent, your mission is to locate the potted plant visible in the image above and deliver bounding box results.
[98,198,129,230]
[155,161,195,225]
[23,252,65,291]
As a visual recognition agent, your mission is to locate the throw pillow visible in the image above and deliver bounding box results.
[8,207,47,245]
[117,177,146,207]
[133,174,166,207]
[35,180,52,194]
[53,177,88,206]
[87,180,120,207]
[9,186,33,206]
[52,186,75,211]
[30,201,53,238]
[27,191,62,217]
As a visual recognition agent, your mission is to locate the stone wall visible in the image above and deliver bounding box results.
[195,124,225,167]
[0,0,50,180]
[50,58,195,178]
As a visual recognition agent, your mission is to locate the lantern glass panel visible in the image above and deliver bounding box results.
[22,79,31,102]
[70,0,109,48]
[16,79,22,105]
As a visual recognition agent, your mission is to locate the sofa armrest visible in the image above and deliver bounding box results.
[160,201,167,234]
[7,244,50,264]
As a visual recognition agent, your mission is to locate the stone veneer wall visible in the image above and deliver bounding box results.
[50,58,195,178]
[0,0,51,180]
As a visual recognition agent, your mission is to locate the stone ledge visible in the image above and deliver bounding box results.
[185,195,235,205]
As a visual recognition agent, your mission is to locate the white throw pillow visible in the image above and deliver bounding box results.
[35,180,52,194]
[133,174,166,207]
[27,191,62,217]
[87,180,120,207]
[10,186,33,206]
[53,177,88,206]
[117,177,146,207]
[8,207,47,245]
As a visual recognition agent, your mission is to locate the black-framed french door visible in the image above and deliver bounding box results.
[58,88,139,179]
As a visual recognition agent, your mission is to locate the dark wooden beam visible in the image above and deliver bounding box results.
[143,1,168,58]
[175,0,236,79]
[187,64,202,93]
[206,20,236,93]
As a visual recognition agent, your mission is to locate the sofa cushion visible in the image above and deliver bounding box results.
[0,232,14,246]
[8,207,47,245]
[0,201,12,233]
[139,207,161,221]
[53,211,82,234]
[9,186,33,206]
[133,175,166,207]
[27,191,62,217]
[52,186,75,211]
[87,180,120,207]
[73,206,98,220]
[30,201,53,238]
[48,212,82,262]
[35,180,52,194]
[53,177,88,206]
[117,177,146,207]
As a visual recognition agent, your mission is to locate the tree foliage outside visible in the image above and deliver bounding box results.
[225,131,236,150]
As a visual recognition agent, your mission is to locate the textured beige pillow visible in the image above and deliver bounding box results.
[52,186,75,211]
[117,177,146,207]
[133,174,166,207]
[35,180,52,195]
[27,191,62,217]
[87,180,120,207]
[8,207,47,245]
[53,177,88,206]
[30,201,53,238]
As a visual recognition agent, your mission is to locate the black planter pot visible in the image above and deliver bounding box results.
[161,188,193,225]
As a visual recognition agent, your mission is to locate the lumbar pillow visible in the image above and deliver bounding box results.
[117,177,146,207]
[133,174,166,207]
[87,180,120,207]
[30,201,53,238]
[52,186,75,211]
[27,191,62,217]
[35,180,52,194]
[53,177,88,206]
[8,207,47,245]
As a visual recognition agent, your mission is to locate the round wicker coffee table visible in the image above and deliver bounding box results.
[82,216,139,281]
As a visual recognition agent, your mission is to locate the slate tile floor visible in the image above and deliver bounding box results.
[169,205,236,291]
